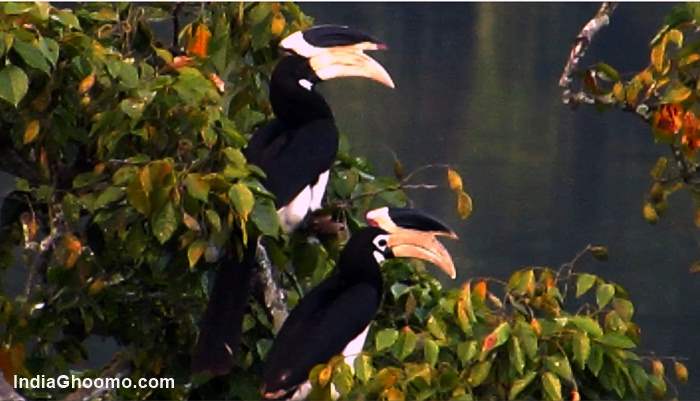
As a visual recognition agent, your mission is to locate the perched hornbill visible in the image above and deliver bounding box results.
[191,25,395,376]
[261,207,457,400]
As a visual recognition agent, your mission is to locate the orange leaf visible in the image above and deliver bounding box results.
[571,389,581,401]
[318,364,332,387]
[0,344,25,383]
[23,120,40,144]
[78,73,95,94]
[481,332,497,353]
[88,278,105,295]
[474,280,487,300]
[271,12,286,37]
[530,318,542,337]
[653,103,683,136]
[188,24,211,58]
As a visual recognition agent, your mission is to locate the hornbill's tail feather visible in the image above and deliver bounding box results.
[191,241,257,375]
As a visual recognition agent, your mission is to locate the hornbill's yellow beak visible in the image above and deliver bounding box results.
[309,47,395,89]
[367,207,458,279]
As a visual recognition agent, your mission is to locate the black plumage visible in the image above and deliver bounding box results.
[262,227,385,398]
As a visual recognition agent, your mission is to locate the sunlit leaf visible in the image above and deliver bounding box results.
[423,339,439,367]
[375,328,398,352]
[0,65,28,106]
[151,201,178,244]
[575,273,596,297]
[596,283,615,309]
[508,337,525,374]
[185,174,210,202]
[573,331,591,370]
[354,354,373,384]
[447,168,463,191]
[229,183,255,221]
[541,372,562,401]
[545,354,573,383]
[481,322,510,354]
[597,332,636,349]
[456,191,472,219]
[467,360,492,387]
[570,316,603,338]
[508,371,537,400]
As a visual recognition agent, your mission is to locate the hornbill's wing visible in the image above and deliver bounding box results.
[263,276,380,394]
[244,119,338,208]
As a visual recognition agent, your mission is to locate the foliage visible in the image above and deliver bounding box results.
[0,2,685,401]
[307,246,686,401]
[567,3,700,233]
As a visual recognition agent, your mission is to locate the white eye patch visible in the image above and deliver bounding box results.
[298,79,313,91]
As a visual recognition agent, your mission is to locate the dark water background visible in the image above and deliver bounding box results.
[304,2,700,398]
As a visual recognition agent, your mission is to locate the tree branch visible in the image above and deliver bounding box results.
[559,2,618,106]
[0,374,26,401]
[255,239,288,333]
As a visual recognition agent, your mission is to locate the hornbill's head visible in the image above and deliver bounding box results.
[276,25,395,91]
[365,207,458,279]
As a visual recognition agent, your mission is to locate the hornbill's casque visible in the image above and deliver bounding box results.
[261,207,458,400]
[191,26,395,376]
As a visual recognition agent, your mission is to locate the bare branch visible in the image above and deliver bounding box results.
[0,374,26,401]
[559,2,618,105]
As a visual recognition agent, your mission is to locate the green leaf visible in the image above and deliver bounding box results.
[508,371,537,400]
[588,345,604,376]
[545,354,573,383]
[392,329,417,361]
[151,201,178,244]
[423,339,439,367]
[570,316,604,338]
[457,340,478,366]
[51,9,81,29]
[541,372,562,401]
[390,283,410,300]
[597,333,636,349]
[596,283,615,309]
[228,183,255,220]
[256,338,272,360]
[353,354,373,384]
[575,273,596,297]
[94,186,124,209]
[426,315,446,341]
[0,65,28,106]
[508,337,525,375]
[13,40,51,74]
[514,321,538,359]
[612,298,634,321]
[185,174,210,202]
[37,37,59,67]
[467,360,492,387]
[375,328,398,352]
[573,331,591,370]
[251,198,280,236]
[205,209,221,232]
[593,62,620,81]
[660,81,692,104]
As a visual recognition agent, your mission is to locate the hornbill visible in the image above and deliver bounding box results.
[261,207,457,400]
[191,26,395,376]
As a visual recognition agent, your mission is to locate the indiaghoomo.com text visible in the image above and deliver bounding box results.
[14,375,175,391]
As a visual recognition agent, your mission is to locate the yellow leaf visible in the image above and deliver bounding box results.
[447,168,463,191]
[78,73,95,94]
[271,12,286,37]
[88,278,105,295]
[643,202,659,224]
[674,361,688,383]
[383,387,405,401]
[612,82,625,102]
[23,120,40,144]
[651,41,666,73]
[183,212,201,231]
[667,29,683,48]
[457,191,473,219]
[652,359,664,377]
[187,240,207,268]
[680,53,700,67]
[318,364,332,387]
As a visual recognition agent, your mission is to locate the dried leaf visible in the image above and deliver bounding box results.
[447,168,463,191]
[457,191,472,219]
[78,73,95,94]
